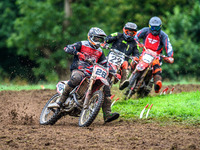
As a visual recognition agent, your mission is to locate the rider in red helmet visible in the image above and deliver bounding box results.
[135,16,174,93]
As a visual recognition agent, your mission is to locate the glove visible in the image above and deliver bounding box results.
[163,57,174,64]
[133,57,139,62]
[101,43,110,49]
[77,52,85,60]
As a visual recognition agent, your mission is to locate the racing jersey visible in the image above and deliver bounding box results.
[135,27,173,57]
[105,32,139,61]
[64,40,107,75]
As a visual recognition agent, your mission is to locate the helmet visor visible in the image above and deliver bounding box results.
[92,36,105,43]
[124,29,137,37]
[149,25,161,31]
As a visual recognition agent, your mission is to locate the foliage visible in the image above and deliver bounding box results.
[0,0,199,82]
[162,2,200,80]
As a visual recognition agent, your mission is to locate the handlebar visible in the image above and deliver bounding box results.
[137,41,167,58]
[109,48,134,60]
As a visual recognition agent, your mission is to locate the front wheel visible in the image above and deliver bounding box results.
[39,94,62,125]
[78,90,104,127]
[125,72,140,100]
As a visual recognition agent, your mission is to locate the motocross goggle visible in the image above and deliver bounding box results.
[123,28,137,37]
[149,25,162,31]
[92,36,105,43]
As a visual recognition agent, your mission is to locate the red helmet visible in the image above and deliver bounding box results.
[88,27,107,49]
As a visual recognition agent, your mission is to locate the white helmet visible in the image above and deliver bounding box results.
[88,27,107,49]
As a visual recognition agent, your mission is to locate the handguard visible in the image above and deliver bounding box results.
[163,57,174,64]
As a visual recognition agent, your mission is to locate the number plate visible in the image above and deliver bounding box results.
[142,53,154,63]
[108,52,125,66]
[93,65,108,78]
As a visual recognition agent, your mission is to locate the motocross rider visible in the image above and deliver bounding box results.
[50,27,120,123]
[104,22,139,90]
[134,16,174,93]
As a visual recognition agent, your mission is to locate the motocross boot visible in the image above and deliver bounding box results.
[119,69,129,90]
[154,75,162,93]
[102,97,120,123]
[48,84,73,108]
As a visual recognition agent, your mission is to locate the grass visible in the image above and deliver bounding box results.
[111,91,200,125]
[0,84,56,91]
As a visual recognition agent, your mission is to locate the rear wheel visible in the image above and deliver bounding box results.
[39,94,62,125]
[79,90,104,127]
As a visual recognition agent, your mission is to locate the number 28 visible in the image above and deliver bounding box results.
[96,68,107,78]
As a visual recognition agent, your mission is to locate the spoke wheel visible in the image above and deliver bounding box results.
[79,90,104,127]
[39,94,62,125]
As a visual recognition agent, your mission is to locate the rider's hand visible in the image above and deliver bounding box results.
[133,57,139,62]
[77,52,85,61]
[163,57,174,64]
[101,42,110,49]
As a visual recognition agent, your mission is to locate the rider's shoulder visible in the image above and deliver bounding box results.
[160,30,168,37]
[110,32,120,37]
[81,40,90,46]
[139,27,149,33]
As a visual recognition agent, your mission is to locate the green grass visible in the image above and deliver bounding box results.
[0,84,56,91]
[112,91,200,125]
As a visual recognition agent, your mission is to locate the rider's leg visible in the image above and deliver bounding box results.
[119,61,129,90]
[102,86,120,122]
[153,59,162,93]
[49,70,84,108]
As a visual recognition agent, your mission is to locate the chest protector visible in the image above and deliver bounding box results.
[144,33,160,52]
[80,41,102,62]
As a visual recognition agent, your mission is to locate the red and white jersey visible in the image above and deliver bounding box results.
[135,27,173,57]
[64,40,107,73]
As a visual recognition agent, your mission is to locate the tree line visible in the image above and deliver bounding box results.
[0,0,199,83]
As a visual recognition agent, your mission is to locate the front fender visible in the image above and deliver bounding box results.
[96,77,109,86]
[136,62,149,71]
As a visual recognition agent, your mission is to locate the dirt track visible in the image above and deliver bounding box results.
[0,84,200,150]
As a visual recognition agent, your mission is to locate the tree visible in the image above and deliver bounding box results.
[162,1,200,80]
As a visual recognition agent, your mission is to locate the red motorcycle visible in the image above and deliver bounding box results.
[39,59,119,127]
[124,46,173,99]
[107,48,134,86]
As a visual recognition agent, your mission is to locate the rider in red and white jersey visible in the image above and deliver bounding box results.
[135,16,174,93]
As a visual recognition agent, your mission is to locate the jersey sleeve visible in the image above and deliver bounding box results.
[161,32,173,57]
[105,32,119,43]
[134,27,149,43]
[64,41,82,55]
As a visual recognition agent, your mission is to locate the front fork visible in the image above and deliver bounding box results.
[83,78,94,109]
[135,67,150,92]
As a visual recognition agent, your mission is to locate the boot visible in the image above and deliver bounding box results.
[119,69,129,90]
[48,84,73,108]
[154,75,162,93]
[102,97,120,123]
